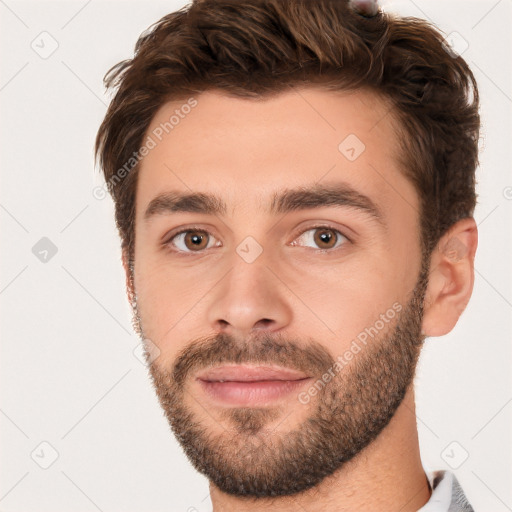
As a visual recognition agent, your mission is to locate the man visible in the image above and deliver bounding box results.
[95,0,479,510]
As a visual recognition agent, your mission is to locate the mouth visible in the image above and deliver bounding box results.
[195,365,312,406]
[196,364,310,382]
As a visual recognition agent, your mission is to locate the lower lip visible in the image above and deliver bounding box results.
[197,378,312,406]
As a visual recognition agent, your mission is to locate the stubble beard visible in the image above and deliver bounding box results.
[130,259,429,498]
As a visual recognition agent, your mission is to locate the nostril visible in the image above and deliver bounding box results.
[255,318,273,329]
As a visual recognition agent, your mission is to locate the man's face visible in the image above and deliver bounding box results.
[128,88,428,496]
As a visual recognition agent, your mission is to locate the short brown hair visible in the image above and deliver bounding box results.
[95,0,480,264]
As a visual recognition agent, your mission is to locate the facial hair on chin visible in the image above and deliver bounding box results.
[132,259,429,498]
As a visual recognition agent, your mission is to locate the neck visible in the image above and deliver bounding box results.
[209,385,431,512]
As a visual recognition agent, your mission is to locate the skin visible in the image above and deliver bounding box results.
[122,87,478,511]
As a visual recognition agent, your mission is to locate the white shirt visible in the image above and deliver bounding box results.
[418,470,474,512]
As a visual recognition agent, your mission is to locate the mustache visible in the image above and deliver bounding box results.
[168,331,336,388]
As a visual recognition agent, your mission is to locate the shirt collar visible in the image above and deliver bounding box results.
[418,470,474,512]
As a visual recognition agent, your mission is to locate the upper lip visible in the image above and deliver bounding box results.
[196,365,310,382]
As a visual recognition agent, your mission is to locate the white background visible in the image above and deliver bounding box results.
[1,1,511,510]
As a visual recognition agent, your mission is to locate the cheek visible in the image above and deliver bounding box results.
[133,259,216,360]
[285,249,414,344]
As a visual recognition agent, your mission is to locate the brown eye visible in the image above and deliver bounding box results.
[183,231,209,251]
[292,226,347,250]
[313,228,338,249]
[167,229,219,253]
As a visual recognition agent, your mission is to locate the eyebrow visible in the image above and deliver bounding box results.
[143,183,384,225]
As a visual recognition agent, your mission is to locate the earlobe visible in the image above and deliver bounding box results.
[421,218,478,337]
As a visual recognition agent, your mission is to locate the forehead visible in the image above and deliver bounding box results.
[136,87,417,219]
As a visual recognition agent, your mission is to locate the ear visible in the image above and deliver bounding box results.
[121,247,136,305]
[421,217,478,337]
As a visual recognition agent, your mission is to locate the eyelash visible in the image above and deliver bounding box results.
[162,224,351,255]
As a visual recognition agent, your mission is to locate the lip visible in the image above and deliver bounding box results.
[195,364,309,382]
[195,365,312,406]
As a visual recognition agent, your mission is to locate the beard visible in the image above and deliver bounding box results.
[130,257,429,498]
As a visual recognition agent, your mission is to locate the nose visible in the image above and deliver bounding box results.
[206,249,293,337]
